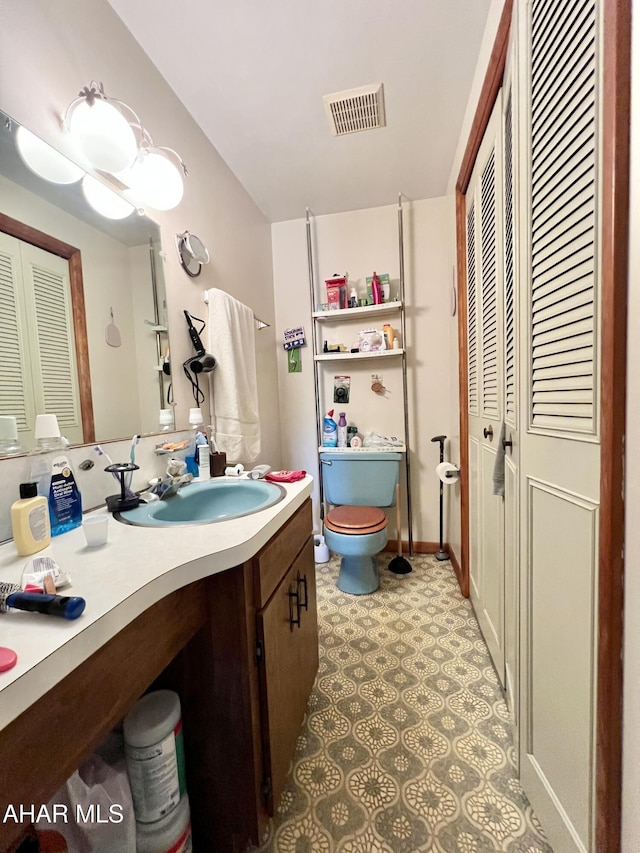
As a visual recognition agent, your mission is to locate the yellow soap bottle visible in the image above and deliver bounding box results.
[11,482,51,556]
[383,323,394,349]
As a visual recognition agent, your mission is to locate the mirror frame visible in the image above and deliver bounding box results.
[0,210,95,443]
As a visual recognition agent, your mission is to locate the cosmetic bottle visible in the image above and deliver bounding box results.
[185,408,203,477]
[371,272,383,305]
[337,412,348,448]
[29,414,82,536]
[196,443,210,480]
[11,482,51,556]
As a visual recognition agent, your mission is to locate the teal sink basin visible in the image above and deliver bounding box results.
[116,479,286,527]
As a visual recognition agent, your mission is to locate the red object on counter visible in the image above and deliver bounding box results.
[265,470,306,483]
[0,647,17,672]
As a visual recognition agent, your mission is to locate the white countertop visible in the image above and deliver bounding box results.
[0,476,313,730]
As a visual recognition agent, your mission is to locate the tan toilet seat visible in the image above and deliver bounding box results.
[325,505,387,535]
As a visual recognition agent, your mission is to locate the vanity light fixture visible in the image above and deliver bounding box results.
[82,174,135,220]
[126,146,185,211]
[15,126,85,184]
[64,83,137,173]
[63,82,188,211]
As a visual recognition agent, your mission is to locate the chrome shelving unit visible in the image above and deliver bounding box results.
[305,196,413,555]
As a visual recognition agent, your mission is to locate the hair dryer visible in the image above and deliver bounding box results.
[184,310,216,373]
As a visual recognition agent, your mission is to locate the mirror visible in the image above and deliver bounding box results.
[0,109,173,451]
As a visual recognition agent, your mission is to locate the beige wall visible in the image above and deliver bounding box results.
[0,0,281,469]
[272,198,460,546]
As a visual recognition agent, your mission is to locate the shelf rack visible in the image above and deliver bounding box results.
[305,196,414,555]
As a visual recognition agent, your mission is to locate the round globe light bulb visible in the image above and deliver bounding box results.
[16,126,85,184]
[128,148,184,210]
[68,97,137,173]
[82,174,134,220]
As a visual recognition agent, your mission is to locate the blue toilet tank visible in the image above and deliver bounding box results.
[320,451,401,507]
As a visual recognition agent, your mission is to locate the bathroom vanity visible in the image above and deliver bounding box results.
[0,478,316,852]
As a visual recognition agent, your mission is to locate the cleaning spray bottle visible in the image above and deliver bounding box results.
[323,410,338,447]
[29,414,82,536]
[337,412,348,448]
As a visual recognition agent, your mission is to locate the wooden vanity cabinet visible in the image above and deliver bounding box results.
[161,498,318,852]
[0,498,317,853]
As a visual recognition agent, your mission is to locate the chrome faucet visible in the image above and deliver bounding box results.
[156,473,193,500]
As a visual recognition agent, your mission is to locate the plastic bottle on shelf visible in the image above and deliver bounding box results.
[337,412,348,447]
[323,410,338,447]
[348,288,358,308]
[185,408,203,476]
[124,690,187,826]
[371,272,383,305]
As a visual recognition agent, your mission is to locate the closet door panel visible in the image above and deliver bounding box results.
[527,481,597,845]
[479,443,504,678]
[504,455,518,729]
[0,233,36,432]
[517,0,601,848]
[468,436,481,602]
[502,62,520,734]
[465,94,506,689]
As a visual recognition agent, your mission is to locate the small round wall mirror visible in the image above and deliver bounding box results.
[177,231,210,277]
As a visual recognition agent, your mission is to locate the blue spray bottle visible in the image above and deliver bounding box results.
[323,410,338,447]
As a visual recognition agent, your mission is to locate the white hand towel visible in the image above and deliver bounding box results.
[206,288,261,464]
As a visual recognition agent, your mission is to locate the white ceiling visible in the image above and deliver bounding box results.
[108,0,492,223]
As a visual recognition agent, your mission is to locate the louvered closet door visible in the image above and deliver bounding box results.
[502,42,521,755]
[465,93,506,689]
[0,232,38,436]
[0,234,83,446]
[517,0,601,849]
[20,242,83,445]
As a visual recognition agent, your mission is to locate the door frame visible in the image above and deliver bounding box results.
[453,1,629,851]
[0,211,95,444]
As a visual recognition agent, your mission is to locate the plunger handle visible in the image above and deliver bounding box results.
[396,483,402,557]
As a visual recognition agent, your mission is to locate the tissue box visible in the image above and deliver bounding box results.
[325,276,347,309]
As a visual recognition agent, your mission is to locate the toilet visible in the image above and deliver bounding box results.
[320,451,401,594]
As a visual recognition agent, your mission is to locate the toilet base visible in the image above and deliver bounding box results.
[337,555,379,595]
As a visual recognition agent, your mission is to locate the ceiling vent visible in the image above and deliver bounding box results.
[323,83,386,136]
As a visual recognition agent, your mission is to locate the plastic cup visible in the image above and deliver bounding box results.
[83,515,109,547]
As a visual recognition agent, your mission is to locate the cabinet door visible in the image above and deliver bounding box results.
[257,539,318,814]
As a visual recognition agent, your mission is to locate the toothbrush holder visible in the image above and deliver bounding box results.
[105,463,140,512]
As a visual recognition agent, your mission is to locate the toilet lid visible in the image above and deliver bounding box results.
[325,505,387,535]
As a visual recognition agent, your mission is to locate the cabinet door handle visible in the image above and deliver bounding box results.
[483,425,493,440]
[288,586,300,631]
[297,573,308,611]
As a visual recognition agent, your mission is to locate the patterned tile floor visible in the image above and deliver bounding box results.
[256,554,554,853]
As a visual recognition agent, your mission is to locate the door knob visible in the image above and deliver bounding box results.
[502,435,513,451]
[483,425,493,440]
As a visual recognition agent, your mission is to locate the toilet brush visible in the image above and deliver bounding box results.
[431,435,449,561]
[388,483,412,574]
